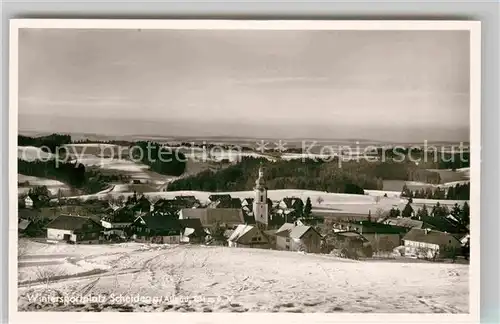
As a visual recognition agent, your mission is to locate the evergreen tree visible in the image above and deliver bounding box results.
[402,202,414,218]
[420,204,429,217]
[461,202,470,230]
[451,203,461,218]
[303,197,312,218]
[401,184,412,198]
[28,185,51,208]
[389,207,401,218]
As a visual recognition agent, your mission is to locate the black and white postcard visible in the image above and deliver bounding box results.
[9,19,481,324]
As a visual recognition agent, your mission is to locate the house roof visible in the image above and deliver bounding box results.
[334,231,369,242]
[403,228,461,246]
[135,215,182,232]
[179,218,204,231]
[154,198,197,210]
[335,221,407,234]
[180,208,244,227]
[175,195,197,201]
[385,218,423,229]
[46,215,102,231]
[263,229,278,236]
[281,197,303,209]
[18,219,32,230]
[208,194,232,202]
[275,223,295,236]
[275,222,320,239]
[228,224,255,242]
[242,198,254,204]
[224,229,235,238]
[179,218,206,237]
[210,198,242,209]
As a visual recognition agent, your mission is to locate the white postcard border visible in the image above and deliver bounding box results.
[8,19,481,324]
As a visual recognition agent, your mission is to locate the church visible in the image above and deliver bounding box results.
[252,163,269,227]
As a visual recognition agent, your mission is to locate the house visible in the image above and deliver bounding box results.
[209,198,242,209]
[227,224,270,249]
[276,208,299,223]
[241,198,254,208]
[179,218,207,243]
[278,197,304,210]
[175,196,201,208]
[383,218,424,229]
[331,221,407,252]
[129,215,182,244]
[179,208,244,229]
[24,196,33,209]
[134,195,152,213]
[208,194,232,203]
[322,231,372,256]
[101,207,137,239]
[402,228,462,259]
[263,229,278,249]
[46,215,103,244]
[460,234,470,246]
[319,211,371,224]
[18,219,32,233]
[419,215,464,235]
[330,231,369,246]
[274,222,322,253]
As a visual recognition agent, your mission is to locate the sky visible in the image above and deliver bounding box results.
[18,28,470,142]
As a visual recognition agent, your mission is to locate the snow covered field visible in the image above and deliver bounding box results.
[17,240,468,313]
[18,174,70,196]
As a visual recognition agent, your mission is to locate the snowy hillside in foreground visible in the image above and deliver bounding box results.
[18,240,468,313]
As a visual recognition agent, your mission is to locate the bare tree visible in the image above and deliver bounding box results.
[34,267,67,288]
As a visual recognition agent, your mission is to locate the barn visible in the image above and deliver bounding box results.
[46,215,103,244]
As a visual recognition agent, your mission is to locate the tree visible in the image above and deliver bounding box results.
[303,197,312,218]
[415,204,429,219]
[431,202,449,218]
[460,202,470,230]
[401,184,412,198]
[28,185,51,208]
[316,196,324,205]
[210,222,227,245]
[367,210,372,222]
[401,202,414,218]
[389,207,401,218]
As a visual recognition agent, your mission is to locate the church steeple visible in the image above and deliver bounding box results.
[253,162,269,227]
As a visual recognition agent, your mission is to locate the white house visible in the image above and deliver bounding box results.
[227,224,269,248]
[24,196,33,208]
[274,222,322,253]
[402,228,462,259]
[101,220,132,239]
[46,215,103,244]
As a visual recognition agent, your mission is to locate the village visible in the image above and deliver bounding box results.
[18,164,470,262]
